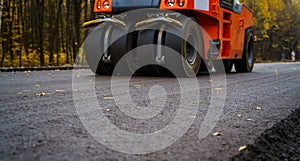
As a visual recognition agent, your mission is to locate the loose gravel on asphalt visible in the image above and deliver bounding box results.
[0,63,300,160]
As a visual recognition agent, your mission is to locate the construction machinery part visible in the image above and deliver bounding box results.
[84,0,255,76]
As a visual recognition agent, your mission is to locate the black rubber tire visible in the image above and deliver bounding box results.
[163,18,203,77]
[85,25,114,75]
[235,29,255,73]
[135,29,165,76]
[214,60,233,73]
[95,58,113,75]
[110,28,129,69]
[181,18,202,76]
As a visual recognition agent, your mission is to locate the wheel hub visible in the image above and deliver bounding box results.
[186,34,197,65]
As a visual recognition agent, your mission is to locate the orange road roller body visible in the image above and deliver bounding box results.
[84,0,255,75]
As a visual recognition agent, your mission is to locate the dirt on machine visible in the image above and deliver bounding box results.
[83,0,254,77]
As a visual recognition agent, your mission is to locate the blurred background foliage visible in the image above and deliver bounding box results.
[0,0,299,67]
[241,0,300,62]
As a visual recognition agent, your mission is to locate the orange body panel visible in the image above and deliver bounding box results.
[93,0,112,13]
[160,0,253,60]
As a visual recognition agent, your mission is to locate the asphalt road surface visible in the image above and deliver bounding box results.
[1,62,300,161]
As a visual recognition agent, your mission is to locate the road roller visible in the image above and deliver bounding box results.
[83,0,254,76]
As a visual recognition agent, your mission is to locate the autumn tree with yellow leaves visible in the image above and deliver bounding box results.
[0,0,94,67]
[243,0,300,61]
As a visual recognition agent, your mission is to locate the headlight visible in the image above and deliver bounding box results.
[167,0,175,7]
[103,1,110,9]
[97,0,101,9]
[179,0,185,7]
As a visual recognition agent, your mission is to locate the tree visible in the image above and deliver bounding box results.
[0,0,3,32]
[243,0,300,61]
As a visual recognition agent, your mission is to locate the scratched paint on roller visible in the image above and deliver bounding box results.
[194,0,209,11]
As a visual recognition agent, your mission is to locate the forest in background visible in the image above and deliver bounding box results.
[0,0,299,67]
[0,0,94,67]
